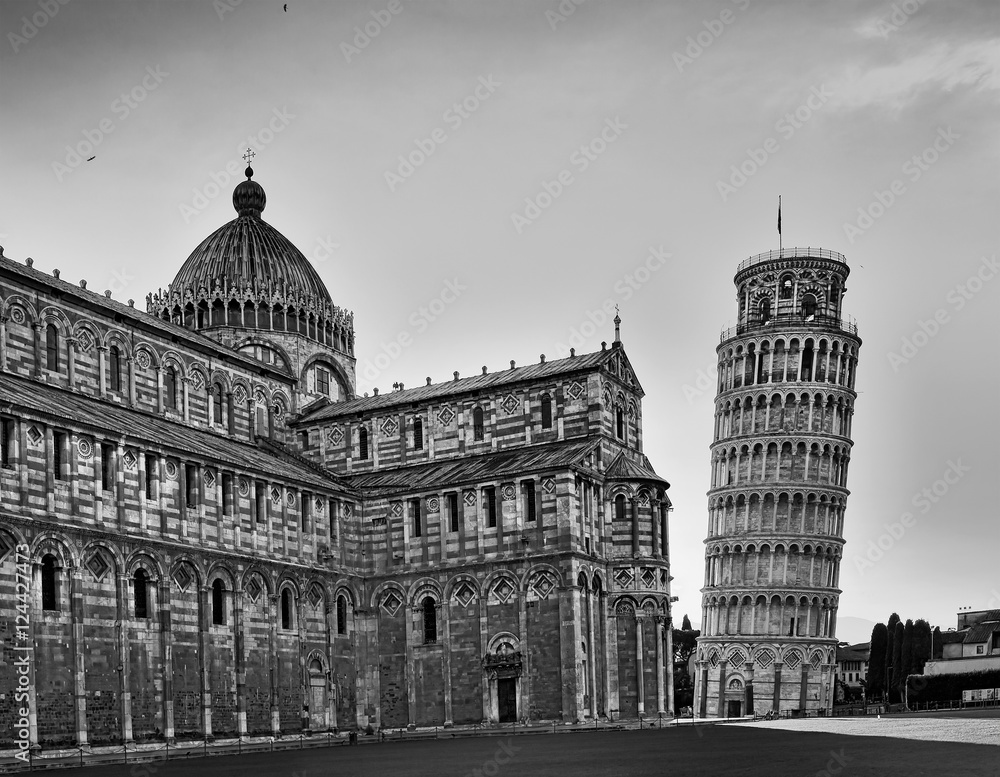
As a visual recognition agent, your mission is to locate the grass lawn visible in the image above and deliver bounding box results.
[73,724,998,777]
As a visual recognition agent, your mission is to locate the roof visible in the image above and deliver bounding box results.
[299,347,626,423]
[605,450,669,486]
[938,630,967,645]
[169,173,332,308]
[346,438,600,497]
[836,642,870,662]
[0,372,341,492]
[964,623,1000,644]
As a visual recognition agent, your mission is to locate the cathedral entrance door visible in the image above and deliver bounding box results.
[727,699,742,718]
[498,678,517,723]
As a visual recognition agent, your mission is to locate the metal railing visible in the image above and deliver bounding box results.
[736,248,848,274]
[720,313,859,343]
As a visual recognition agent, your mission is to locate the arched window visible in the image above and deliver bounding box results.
[614,494,626,523]
[281,589,293,629]
[541,394,552,429]
[165,366,178,409]
[759,298,771,324]
[41,554,58,611]
[780,274,793,299]
[359,428,369,460]
[109,345,122,392]
[46,323,59,372]
[616,408,625,440]
[422,597,437,643]
[337,595,347,635]
[212,383,224,425]
[413,417,423,450]
[134,569,149,619]
[801,293,817,320]
[212,579,225,625]
[472,407,484,441]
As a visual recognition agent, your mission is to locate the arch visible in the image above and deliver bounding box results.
[444,574,482,602]
[1,294,38,324]
[422,596,438,643]
[408,577,443,607]
[472,406,485,441]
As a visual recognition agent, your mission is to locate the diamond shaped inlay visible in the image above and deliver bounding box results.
[204,469,216,488]
[344,504,353,518]
[86,551,110,581]
[811,652,823,669]
[381,591,402,616]
[614,568,634,587]
[0,534,13,561]
[381,416,399,436]
[785,651,801,669]
[730,649,747,667]
[233,385,248,404]
[641,569,656,588]
[390,502,403,517]
[756,649,774,668]
[500,394,519,416]
[327,426,344,446]
[173,564,193,591]
[245,576,262,603]
[492,578,515,604]
[438,406,455,425]
[566,381,585,401]
[76,330,94,353]
[709,650,720,668]
[454,582,476,608]
[122,449,137,471]
[270,487,281,504]
[531,573,554,599]
[26,425,42,445]
[463,490,477,507]
[541,477,555,495]
[308,585,324,608]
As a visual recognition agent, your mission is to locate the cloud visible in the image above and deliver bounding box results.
[828,39,1000,111]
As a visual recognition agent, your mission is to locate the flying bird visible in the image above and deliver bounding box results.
[86,156,96,161]
[283,4,287,10]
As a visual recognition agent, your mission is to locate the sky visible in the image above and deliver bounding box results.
[1,0,998,645]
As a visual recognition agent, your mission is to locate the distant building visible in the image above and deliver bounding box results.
[924,610,1000,677]
[834,642,869,695]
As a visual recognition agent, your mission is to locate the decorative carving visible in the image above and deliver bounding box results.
[567,381,585,401]
[86,550,110,581]
[501,484,516,501]
[426,496,440,513]
[438,406,455,425]
[134,350,151,370]
[9,306,25,325]
[238,477,250,496]
[327,425,344,446]
[77,437,94,459]
[541,477,556,494]
[381,416,398,436]
[463,490,477,507]
[482,648,523,679]
[500,394,519,416]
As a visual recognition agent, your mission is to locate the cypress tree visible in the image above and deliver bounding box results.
[912,620,932,675]
[868,623,888,699]
[898,619,914,699]
[890,620,905,702]
[682,614,693,631]
[885,612,900,702]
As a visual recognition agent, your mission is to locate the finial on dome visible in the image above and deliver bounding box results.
[614,305,621,344]
[233,148,265,218]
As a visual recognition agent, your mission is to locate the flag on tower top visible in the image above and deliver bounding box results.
[777,195,782,235]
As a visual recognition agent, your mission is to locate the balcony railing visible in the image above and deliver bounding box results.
[720,313,859,343]
[736,248,848,274]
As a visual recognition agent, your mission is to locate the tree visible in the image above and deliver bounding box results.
[932,626,943,660]
[889,620,905,703]
[672,616,701,714]
[885,612,900,702]
[868,622,888,700]
[899,620,914,704]
[912,620,932,675]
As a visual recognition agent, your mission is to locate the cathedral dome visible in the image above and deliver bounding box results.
[169,166,332,307]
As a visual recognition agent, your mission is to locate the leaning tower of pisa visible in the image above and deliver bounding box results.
[694,247,861,718]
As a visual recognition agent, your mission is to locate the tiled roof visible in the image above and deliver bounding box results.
[605,450,669,486]
[298,349,618,423]
[0,373,339,492]
[964,623,1000,644]
[346,438,600,497]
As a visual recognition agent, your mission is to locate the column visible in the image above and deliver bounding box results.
[664,618,675,716]
[405,602,416,728]
[200,585,213,739]
[716,659,727,718]
[587,586,597,719]
[70,567,88,745]
[651,500,661,559]
[772,662,783,713]
[269,594,280,735]
[442,599,453,726]
[116,573,134,743]
[159,579,175,742]
[654,617,665,715]
[635,616,645,715]
[631,499,640,556]
[234,588,247,736]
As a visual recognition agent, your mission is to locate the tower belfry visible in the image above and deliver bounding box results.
[694,247,861,718]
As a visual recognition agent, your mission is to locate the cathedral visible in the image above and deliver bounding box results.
[0,161,674,748]
[695,247,860,717]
